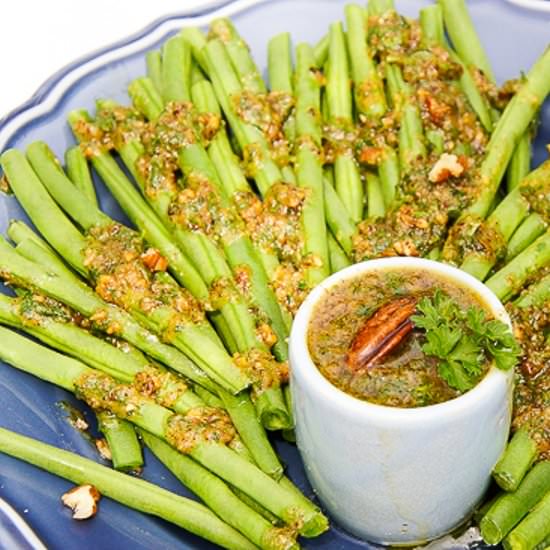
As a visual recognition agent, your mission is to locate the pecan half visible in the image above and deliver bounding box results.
[346,296,418,371]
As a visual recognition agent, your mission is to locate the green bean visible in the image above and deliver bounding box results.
[503,492,550,550]
[0,149,87,274]
[507,214,547,262]
[64,145,98,207]
[97,413,143,471]
[326,22,364,222]
[328,232,351,273]
[508,133,532,192]
[366,171,386,218]
[294,42,330,285]
[439,0,495,82]
[460,46,550,220]
[481,462,550,545]
[145,50,163,95]
[0,427,256,550]
[268,32,293,93]
[345,3,386,118]
[493,427,539,492]
[161,34,192,103]
[313,34,329,67]
[209,18,266,93]
[486,231,550,301]
[141,431,297,550]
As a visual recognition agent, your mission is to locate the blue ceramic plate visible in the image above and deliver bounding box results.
[1,1,549,548]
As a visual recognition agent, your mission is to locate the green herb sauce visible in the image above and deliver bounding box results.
[308,268,493,408]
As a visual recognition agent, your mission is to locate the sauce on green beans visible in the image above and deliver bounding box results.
[507,269,550,460]
[84,222,205,334]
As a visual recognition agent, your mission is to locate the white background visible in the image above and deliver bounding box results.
[3,1,549,119]
[0,1,218,118]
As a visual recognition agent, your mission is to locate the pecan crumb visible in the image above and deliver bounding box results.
[428,153,465,183]
[95,438,112,461]
[61,485,101,520]
[0,174,11,194]
[73,417,89,431]
[141,248,168,272]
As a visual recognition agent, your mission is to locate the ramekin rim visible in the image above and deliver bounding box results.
[289,257,514,424]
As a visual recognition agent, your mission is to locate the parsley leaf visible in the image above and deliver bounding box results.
[412,290,520,392]
[465,309,522,371]
[422,325,462,357]
[449,338,484,376]
[439,360,474,392]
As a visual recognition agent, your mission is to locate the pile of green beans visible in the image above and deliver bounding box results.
[0,0,549,548]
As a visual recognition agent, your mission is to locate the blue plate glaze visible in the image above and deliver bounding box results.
[0,497,47,550]
[0,1,549,548]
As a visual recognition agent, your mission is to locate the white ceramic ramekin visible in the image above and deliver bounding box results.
[289,257,514,545]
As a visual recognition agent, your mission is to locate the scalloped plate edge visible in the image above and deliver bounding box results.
[0,0,270,151]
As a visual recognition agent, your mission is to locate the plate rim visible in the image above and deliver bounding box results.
[0,0,274,151]
[505,0,550,12]
[0,1,541,548]
[0,496,48,550]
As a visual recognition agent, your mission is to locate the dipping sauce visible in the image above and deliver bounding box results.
[308,268,496,408]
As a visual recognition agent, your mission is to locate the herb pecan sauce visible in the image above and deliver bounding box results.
[308,268,491,408]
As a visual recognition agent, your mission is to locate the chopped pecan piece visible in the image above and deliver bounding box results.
[61,484,101,520]
[393,239,419,257]
[346,297,418,371]
[95,438,112,461]
[141,248,168,272]
[428,153,465,183]
[257,322,278,348]
[424,95,451,125]
[358,146,384,165]
[0,174,10,194]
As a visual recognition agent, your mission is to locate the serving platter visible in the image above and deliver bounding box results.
[0,0,549,548]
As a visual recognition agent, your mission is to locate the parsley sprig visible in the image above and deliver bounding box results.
[411,290,520,392]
